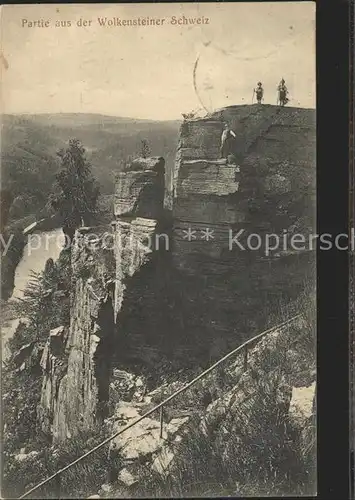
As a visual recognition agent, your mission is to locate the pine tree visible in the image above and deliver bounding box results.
[47,139,100,241]
[140,139,151,159]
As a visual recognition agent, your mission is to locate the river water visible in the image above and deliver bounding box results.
[12,229,65,300]
[2,228,65,358]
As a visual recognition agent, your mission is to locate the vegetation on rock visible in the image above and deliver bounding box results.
[3,424,115,499]
[139,139,151,159]
[47,139,100,241]
[2,250,73,497]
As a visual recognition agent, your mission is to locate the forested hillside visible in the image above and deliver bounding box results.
[2,114,180,220]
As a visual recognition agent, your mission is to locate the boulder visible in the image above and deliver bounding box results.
[114,157,165,219]
[12,342,35,367]
[108,384,193,488]
[14,450,39,462]
[289,382,316,428]
[110,369,147,402]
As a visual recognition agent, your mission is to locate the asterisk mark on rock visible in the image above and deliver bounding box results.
[182,228,197,241]
[200,228,215,241]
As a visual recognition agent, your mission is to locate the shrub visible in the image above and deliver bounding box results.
[3,426,120,499]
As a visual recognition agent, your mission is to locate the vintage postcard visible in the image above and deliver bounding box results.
[1,3,317,498]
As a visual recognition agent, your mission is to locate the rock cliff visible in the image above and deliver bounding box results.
[170,104,315,356]
[38,157,166,443]
[38,104,316,450]
[173,104,315,270]
[38,228,116,441]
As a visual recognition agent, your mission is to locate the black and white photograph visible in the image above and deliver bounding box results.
[1,3,317,498]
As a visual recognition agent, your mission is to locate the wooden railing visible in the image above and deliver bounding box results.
[19,313,302,499]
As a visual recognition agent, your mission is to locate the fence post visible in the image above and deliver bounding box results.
[159,405,164,439]
[55,474,61,499]
[243,345,248,372]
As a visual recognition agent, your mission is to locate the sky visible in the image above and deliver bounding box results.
[1,2,315,120]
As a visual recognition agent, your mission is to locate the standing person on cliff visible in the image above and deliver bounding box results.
[277,78,289,106]
[220,123,237,161]
[254,82,264,104]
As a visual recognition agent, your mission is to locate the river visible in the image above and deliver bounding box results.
[2,228,65,359]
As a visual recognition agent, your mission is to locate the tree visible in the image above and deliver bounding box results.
[47,139,100,241]
[140,139,151,159]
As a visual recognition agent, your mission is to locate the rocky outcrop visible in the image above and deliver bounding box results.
[38,325,68,436]
[2,105,318,500]
[109,401,190,489]
[173,104,315,270]
[289,382,316,428]
[1,230,26,301]
[112,217,162,322]
[38,157,166,443]
[38,228,116,441]
[167,104,316,353]
[10,333,42,372]
[103,109,316,371]
[114,157,165,219]
[38,106,316,457]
